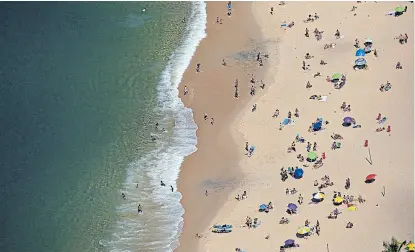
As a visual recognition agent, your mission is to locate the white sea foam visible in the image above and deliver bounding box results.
[99,2,206,252]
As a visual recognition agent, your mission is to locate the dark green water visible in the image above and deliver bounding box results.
[0,2,191,251]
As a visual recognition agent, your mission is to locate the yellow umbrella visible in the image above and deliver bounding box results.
[347,205,357,211]
[297,226,311,235]
[333,196,343,204]
[406,242,414,251]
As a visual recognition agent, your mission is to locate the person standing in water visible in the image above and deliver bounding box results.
[170,185,174,192]
[138,204,142,214]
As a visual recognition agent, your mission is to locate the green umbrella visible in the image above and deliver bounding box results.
[395,6,405,13]
[307,152,317,160]
[332,73,342,80]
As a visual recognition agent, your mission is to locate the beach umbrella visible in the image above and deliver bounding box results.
[355,49,366,57]
[287,203,298,210]
[294,168,304,179]
[312,192,325,202]
[347,205,357,211]
[395,6,405,13]
[307,152,318,162]
[259,204,267,211]
[284,239,295,246]
[343,117,354,124]
[282,117,291,125]
[332,73,342,80]
[312,121,322,131]
[355,58,367,66]
[406,242,414,252]
[297,227,310,235]
[333,196,343,205]
[365,174,376,183]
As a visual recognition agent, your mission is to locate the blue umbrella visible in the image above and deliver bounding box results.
[259,204,267,211]
[287,203,298,210]
[355,48,366,56]
[282,118,291,125]
[285,239,295,246]
[312,121,322,131]
[355,58,367,66]
[294,168,304,179]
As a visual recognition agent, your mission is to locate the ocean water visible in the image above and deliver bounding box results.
[0,2,206,252]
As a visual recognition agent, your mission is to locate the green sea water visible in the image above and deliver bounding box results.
[0,2,193,251]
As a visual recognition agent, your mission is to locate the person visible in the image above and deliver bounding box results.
[270,6,274,15]
[306,81,312,88]
[396,62,402,69]
[305,28,309,37]
[294,108,299,117]
[305,219,310,227]
[121,193,126,199]
[210,118,214,125]
[204,112,208,120]
[404,33,408,43]
[374,49,378,57]
[245,142,249,152]
[184,86,188,95]
[205,190,208,196]
[314,180,319,186]
[272,109,280,118]
[222,59,226,66]
[138,204,143,214]
[298,194,303,205]
[288,111,292,119]
[196,63,201,72]
[335,29,340,38]
[320,60,326,65]
[161,181,165,186]
[346,222,354,228]
[170,185,174,192]
[252,104,257,112]
[341,102,346,110]
[354,38,359,48]
[260,80,265,89]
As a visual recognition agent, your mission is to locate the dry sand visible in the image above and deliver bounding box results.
[177,1,414,252]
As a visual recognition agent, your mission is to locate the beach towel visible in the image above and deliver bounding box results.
[378,117,387,124]
[318,96,328,102]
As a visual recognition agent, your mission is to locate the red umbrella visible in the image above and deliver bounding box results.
[366,174,376,181]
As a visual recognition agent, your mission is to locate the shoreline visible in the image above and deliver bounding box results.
[175,2,270,251]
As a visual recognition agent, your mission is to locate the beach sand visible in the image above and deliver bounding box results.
[177,1,414,252]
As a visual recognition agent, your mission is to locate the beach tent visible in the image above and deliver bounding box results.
[333,196,343,205]
[294,168,304,179]
[287,203,298,211]
[307,152,318,162]
[332,73,342,80]
[297,227,310,235]
[355,49,366,57]
[312,192,325,202]
[355,58,367,66]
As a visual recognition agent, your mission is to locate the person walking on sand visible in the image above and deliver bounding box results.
[184,86,188,95]
[204,112,208,120]
[222,59,227,66]
[211,118,214,125]
[298,194,303,205]
[245,141,249,152]
[205,190,208,196]
[273,109,280,118]
[305,28,309,37]
[294,108,299,118]
[196,63,201,72]
[313,142,317,151]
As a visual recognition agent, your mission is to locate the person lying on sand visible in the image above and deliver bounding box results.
[272,109,280,118]
[306,81,312,89]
